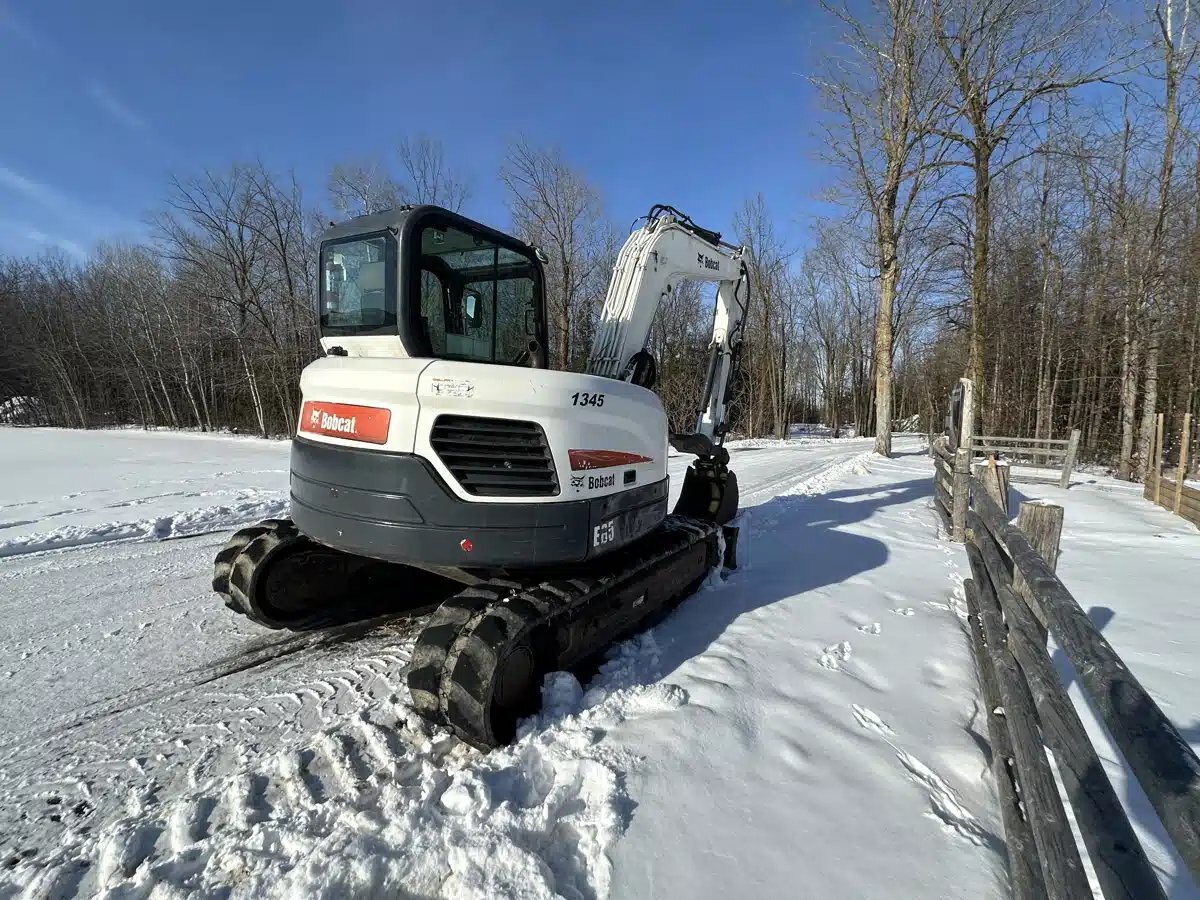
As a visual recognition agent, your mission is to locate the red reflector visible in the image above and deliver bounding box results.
[568,449,654,471]
[460,538,473,552]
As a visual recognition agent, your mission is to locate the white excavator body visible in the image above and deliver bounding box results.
[213,202,752,748]
[296,357,668,505]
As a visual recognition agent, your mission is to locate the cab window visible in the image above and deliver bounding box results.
[416,224,540,365]
[319,233,396,336]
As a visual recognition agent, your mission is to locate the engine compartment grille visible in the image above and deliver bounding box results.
[430,415,559,497]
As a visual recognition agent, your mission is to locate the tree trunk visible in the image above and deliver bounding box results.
[1118,283,1140,480]
[967,144,991,417]
[873,231,897,457]
[1137,327,1160,479]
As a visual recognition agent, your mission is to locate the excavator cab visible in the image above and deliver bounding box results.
[318,206,549,368]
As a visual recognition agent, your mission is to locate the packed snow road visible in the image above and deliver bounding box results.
[0,427,1004,899]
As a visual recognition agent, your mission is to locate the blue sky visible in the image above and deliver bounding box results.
[0,0,836,260]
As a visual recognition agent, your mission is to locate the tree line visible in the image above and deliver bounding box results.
[3,0,1196,479]
[0,135,932,443]
[815,0,1199,473]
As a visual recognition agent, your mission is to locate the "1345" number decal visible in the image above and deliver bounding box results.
[571,392,605,408]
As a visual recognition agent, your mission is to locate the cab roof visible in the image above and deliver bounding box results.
[319,205,540,259]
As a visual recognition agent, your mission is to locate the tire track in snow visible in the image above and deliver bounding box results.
[5,652,675,899]
[0,623,420,882]
[0,615,416,759]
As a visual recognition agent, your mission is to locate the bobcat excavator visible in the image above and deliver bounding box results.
[212,203,749,749]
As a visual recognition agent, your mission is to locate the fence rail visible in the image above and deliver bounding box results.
[1145,412,1199,527]
[970,428,1081,489]
[932,380,1199,898]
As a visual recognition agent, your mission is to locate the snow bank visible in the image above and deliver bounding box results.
[0,491,287,558]
[0,427,289,555]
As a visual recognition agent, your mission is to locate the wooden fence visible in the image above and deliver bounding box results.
[971,430,1082,490]
[931,381,1200,898]
[1145,412,1199,528]
[932,436,971,541]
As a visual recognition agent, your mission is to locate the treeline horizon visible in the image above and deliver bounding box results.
[3,0,1199,478]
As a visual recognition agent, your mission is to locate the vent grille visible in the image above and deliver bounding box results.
[430,415,559,497]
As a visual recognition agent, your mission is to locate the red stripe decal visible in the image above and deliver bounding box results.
[568,449,654,471]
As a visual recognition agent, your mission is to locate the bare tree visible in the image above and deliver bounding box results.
[815,0,948,456]
[327,137,470,219]
[398,136,471,211]
[1135,0,1197,476]
[646,279,712,430]
[929,0,1126,422]
[327,159,402,218]
[500,138,606,370]
[734,194,799,438]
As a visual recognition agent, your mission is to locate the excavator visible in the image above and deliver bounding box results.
[212,203,750,749]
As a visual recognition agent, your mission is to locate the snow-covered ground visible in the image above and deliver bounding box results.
[7,426,1188,898]
[0,428,289,560]
[1004,471,1200,899]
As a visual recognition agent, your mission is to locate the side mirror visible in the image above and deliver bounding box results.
[463,290,484,329]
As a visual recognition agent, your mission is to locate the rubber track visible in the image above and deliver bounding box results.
[407,516,716,749]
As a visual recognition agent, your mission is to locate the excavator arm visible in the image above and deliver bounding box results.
[586,205,750,525]
[587,205,750,448]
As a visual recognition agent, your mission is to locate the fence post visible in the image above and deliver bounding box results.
[950,376,975,543]
[1154,412,1165,504]
[1011,502,1064,635]
[1176,413,1192,515]
[1060,428,1081,490]
[952,448,970,542]
[973,459,1010,518]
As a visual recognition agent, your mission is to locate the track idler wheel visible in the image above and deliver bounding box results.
[407,580,557,749]
[222,520,334,629]
[214,519,461,631]
[410,585,569,749]
[212,519,293,614]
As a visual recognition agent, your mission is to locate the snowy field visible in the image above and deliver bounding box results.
[0,427,1191,898]
[1003,469,1200,899]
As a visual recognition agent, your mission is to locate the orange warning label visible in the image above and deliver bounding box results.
[299,401,391,445]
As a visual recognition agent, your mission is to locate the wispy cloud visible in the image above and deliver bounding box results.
[1,6,154,134]
[0,1,46,50]
[86,80,150,132]
[0,163,144,239]
[0,165,63,209]
[0,219,88,259]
